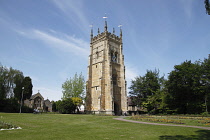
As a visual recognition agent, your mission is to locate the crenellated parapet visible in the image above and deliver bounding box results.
[90,20,122,45]
[91,31,122,45]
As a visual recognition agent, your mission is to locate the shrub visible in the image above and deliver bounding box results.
[201,112,209,117]
[57,98,76,114]
[0,98,33,113]
[0,121,18,129]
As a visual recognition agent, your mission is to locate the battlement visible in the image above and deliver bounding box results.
[92,31,122,44]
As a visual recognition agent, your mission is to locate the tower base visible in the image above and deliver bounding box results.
[85,110,114,115]
[85,110,128,116]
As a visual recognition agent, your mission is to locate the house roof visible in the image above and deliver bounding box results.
[30,92,44,100]
[44,99,51,103]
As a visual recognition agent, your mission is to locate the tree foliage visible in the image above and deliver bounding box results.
[129,69,165,113]
[44,73,86,114]
[129,69,163,98]
[2,67,24,98]
[62,73,85,99]
[166,61,204,114]
[22,77,33,100]
[0,63,33,113]
[165,56,210,114]
[51,101,57,112]
[0,64,31,100]
[0,65,8,99]
[13,73,24,101]
[71,97,83,106]
[205,0,210,15]
[129,55,210,115]
[56,98,76,114]
[52,97,82,114]
[202,55,210,112]
[71,97,83,113]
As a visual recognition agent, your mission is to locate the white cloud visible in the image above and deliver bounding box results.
[16,28,89,58]
[179,0,193,20]
[124,63,139,95]
[125,63,138,82]
[51,0,90,35]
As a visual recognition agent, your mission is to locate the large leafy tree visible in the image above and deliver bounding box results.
[0,64,33,113]
[14,76,33,102]
[0,65,25,99]
[22,76,33,100]
[52,100,62,112]
[201,55,210,112]
[51,101,57,112]
[129,69,165,113]
[14,73,24,101]
[166,61,204,114]
[62,73,85,99]
[0,65,8,99]
[129,70,163,98]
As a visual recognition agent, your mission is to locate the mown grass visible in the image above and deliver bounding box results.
[129,115,210,127]
[0,113,210,140]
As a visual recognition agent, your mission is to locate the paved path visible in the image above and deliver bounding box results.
[113,117,210,130]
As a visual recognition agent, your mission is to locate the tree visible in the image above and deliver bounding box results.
[14,73,24,101]
[57,98,76,114]
[201,55,210,113]
[54,100,62,112]
[62,73,85,99]
[166,60,204,114]
[0,64,33,113]
[0,64,7,99]
[71,97,83,113]
[14,76,33,103]
[6,67,24,98]
[129,69,165,113]
[205,0,210,15]
[22,77,33,100]
[51,101,57,112]
[0,65,24,99]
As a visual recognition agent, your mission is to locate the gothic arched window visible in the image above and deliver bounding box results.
[111,51,117,63]
[115,52,118,63]
[112,74,117,85]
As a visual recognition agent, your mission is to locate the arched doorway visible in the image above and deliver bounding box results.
[34,97,42,109]
[114,102,119,115]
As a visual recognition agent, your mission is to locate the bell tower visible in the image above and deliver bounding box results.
[86,19,127,115]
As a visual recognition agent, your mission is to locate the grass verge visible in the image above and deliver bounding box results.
[0,113,210,140]
[129,115,210,127]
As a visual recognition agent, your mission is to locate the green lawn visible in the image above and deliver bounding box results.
[0,113,210,140]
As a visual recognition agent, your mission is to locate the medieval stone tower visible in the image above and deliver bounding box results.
[86,20,127,115]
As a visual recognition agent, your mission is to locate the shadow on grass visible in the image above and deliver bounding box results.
[159,130,210,140]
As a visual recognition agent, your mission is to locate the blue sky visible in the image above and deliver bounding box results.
[0,0,209,101]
